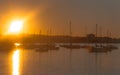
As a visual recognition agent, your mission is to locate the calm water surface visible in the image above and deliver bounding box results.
[0,44,120,75]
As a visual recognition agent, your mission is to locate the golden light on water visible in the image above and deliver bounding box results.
[9,20,24,34]
[12,50,20,75]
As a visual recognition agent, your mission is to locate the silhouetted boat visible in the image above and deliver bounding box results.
[60,21,81,49]
[105,45,118,50]
[35,44,59,51]
[87,24,112,53]
[21,43,59,51]
[35,29,59,51]
[105,30,118,50]
[20,43,36,49]
[35,47,49,52]
[44,29,59,50]
[88,45,112,53]
[60,44,81,49]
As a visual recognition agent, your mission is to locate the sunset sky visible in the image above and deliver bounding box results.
[0,0,120,37]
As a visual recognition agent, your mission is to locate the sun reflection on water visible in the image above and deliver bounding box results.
[12,49,20,75]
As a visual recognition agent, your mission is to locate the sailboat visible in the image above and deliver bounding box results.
[60,21,81,49]
[88,24,110,53]
[36,29,59,52]
[46,29,59,50]
[104,30,118,50]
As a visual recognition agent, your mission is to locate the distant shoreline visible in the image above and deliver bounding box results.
[2,34,120,43]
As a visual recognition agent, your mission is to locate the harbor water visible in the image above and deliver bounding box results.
[0,44,120,75]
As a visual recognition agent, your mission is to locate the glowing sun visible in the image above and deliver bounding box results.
[9,20,24,34]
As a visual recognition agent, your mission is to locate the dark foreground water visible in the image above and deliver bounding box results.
[0,44,120,75]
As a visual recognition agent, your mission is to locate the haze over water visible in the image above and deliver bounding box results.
[0,0,120,75]
[0,44,120,75]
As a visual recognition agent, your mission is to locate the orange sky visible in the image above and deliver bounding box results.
[0,0,120,38]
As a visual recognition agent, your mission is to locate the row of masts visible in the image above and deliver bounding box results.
[9,21,118,53]
[60,21,118,53]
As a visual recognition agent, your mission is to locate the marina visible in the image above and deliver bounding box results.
[0,0,119,75]
[0,43,119,75]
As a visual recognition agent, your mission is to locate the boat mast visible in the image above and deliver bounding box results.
[69,20,72,46]
[69,20,73,75]
[96,24,98,37]
[69,20,72,36]
[99,25,102,46]
[95,24,98,75]
[95,24,98,46]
